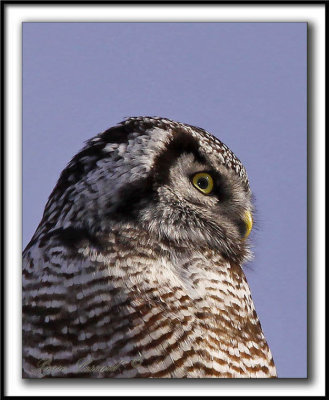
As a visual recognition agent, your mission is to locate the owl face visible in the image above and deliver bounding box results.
[40,117,253,265]
[133,129,253,264]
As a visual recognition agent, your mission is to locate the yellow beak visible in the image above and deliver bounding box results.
[244,210,253,238]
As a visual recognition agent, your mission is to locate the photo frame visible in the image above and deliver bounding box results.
[1,1,326,397]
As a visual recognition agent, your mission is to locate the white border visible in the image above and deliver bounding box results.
[5,4,325,397]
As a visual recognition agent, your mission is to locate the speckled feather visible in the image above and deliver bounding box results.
[23,117,276,378]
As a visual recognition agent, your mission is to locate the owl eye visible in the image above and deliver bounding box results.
[192,172,214,195]
[243,210,253,238]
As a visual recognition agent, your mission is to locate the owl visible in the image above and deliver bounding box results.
[23,116,276,378]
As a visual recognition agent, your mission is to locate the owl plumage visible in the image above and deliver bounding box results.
[23,116,276,378]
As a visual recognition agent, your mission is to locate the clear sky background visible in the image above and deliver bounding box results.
[23,22,307,378]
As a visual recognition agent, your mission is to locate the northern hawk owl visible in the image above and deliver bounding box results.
[23,116,276,378]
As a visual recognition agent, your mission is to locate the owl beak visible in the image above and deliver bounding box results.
[243,210,253,238]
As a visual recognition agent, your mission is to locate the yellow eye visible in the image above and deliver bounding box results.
[192,172,214,195]
[243,210,253,238]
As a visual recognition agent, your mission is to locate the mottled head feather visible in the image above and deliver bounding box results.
[27,117,252,265]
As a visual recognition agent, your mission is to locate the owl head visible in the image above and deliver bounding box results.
[39,117,253,264]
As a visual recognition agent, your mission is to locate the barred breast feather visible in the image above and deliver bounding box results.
[23,226,276,378]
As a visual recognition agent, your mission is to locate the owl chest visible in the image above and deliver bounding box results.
[73,248,270,377]
[119,253,253,323]
[103,254,255,362]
